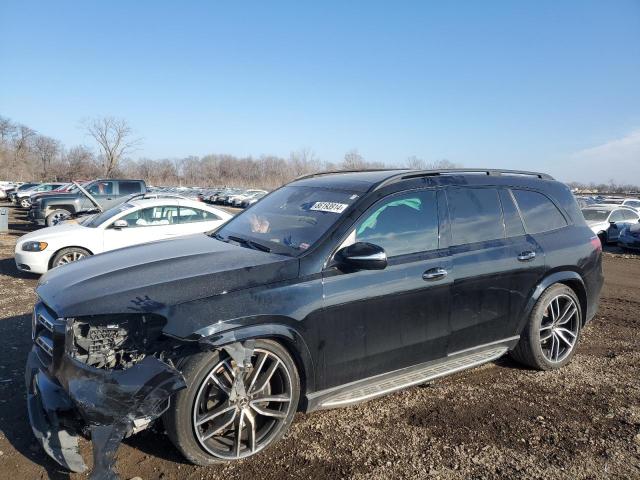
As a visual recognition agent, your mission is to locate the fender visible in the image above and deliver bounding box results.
[195,321,316,394]
[516,270,587,335]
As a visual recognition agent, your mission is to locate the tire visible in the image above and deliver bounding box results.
[164,339,300,465]
[20,198,31,208]
[511,283,582,370]
[46,209,71,227]
[50,247,91,269]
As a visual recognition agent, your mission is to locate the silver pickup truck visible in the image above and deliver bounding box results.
[28,179,146,226]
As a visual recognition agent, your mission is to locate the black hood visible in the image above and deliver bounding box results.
[36,234,299,318]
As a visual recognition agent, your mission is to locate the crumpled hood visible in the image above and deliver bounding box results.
[36,233,299,318]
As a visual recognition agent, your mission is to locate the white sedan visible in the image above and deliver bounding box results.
[15,197,232,274]
[581,204,640,244]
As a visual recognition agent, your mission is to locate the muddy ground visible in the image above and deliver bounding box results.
[0,201,638,480]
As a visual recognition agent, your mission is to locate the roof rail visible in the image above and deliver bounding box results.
[399,168,554,180]
[293,168,411,182]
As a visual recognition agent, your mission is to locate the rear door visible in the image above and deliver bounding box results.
[176,205,226,235]
[318,188,452,389]
[445,186,544,354]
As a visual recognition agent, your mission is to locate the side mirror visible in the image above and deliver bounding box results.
[334,242,388,271]
[112,219,128,229]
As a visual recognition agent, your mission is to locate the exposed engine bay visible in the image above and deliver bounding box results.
[70,314,167,369]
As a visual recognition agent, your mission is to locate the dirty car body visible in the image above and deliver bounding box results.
[26,169,603,476]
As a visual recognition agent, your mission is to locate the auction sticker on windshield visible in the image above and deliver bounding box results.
[310,202,349,213]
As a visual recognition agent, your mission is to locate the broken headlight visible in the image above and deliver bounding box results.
[68,314,167,370]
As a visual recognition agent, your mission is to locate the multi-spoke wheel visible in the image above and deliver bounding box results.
[46,209,71,227]
[539,294,580,363]
[511,283,582,370]
[51,247,91,269]
[165,339,300,465]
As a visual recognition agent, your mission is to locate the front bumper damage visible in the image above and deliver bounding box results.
[25,346,186,480]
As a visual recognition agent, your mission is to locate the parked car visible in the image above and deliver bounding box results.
[617,222,640,252]
[240,191,268,208]
[597,197,640,211]
[24,168,603,477]
[15,197,231,274]
[230,189,268,207]
[16,182,66,208]
[8,182,40,203]
[581,204,640,244]
[29,179,147,226]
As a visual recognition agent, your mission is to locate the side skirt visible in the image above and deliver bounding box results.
[305,338,517,411]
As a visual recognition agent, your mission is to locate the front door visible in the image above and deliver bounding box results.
[102,205,179,251]
[316,189,451,390]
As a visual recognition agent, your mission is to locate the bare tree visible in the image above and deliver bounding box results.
[83,116,141,177]
[12,125,36,169]
[0,116,15,144]
[33,135,61,179]
[405,155,427,169]
[342,149,366,170]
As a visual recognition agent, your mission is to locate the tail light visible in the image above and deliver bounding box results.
[590,236,602,252]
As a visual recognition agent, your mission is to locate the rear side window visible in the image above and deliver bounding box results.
[621,209,640,221]
[178,207,221,223]
[499,189,525,237]
[447,188,504,245]
[512,190,568,233]
[119,181,142,195]
[355,190,439,256]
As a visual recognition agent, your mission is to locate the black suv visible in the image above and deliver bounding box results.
[26,169,603,477]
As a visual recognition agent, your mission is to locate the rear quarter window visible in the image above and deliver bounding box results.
[119,181,143,195]
[512,189,568,234]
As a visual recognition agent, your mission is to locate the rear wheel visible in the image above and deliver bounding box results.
[46,209,71,226]
[511,283,582,370]
[51,247,91,269]
[165,339,300,465]
[20,198,31,208]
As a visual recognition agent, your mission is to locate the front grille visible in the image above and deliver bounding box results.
[32,302,65,367]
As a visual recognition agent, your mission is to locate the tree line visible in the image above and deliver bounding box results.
[0,114,461,189]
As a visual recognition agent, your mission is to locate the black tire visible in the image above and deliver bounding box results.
[164,339,300,465]
[511,283,582,370]
[50,247,91,269]
[46,209,71,227]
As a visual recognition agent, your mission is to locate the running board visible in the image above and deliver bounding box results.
[313,346,508,409]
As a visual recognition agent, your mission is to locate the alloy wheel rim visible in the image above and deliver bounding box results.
[539,294,579,363]
[193,348,293,459]
[56,251,85,266]
[51,212,67,225]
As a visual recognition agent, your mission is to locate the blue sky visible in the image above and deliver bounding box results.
[1,1,639,183]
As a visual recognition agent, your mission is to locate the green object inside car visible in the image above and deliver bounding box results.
[357,197,422,235]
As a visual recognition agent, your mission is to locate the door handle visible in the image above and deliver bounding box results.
[517,251,536,261]
[422,267,448,281]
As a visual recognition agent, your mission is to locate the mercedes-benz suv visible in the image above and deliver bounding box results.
[25,169,603,478]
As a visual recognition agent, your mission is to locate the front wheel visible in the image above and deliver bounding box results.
[20,198,31,208]
[511,283,582,370]
[46,209,71,226]
[51,247,91,269]
[164,339,300,465]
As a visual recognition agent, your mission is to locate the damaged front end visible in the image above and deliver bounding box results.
[25,301,187,480]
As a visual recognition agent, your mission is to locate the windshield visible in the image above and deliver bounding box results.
[84,203,134,228]
[213,186,360,256]
[582,209,609,222]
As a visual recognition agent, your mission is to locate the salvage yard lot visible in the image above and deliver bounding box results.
[0,202,639,480]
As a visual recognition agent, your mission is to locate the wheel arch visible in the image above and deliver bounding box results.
[196,321,315,409]
[519,271,588,333]
[48,245,94,269]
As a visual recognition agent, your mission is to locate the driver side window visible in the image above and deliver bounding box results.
[352,190,439,257]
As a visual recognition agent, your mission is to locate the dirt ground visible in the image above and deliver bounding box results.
[0,202,639,480]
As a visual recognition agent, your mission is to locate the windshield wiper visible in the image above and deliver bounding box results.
[227,235,272,253]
